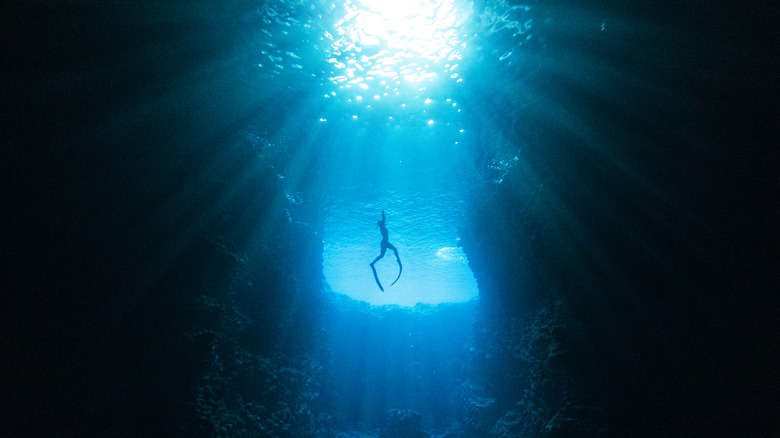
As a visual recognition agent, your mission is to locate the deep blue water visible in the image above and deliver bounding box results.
[4,0,777,436]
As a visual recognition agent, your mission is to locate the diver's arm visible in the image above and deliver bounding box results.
[382,210,386,222]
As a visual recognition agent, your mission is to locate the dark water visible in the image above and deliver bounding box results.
[4,0,777,436]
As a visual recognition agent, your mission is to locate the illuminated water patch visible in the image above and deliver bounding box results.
[323,190,479,307]
[324,0,470,98]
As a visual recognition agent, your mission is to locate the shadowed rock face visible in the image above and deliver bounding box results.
[381,409,428,438]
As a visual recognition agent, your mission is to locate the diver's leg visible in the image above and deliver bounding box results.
[370,245,387,266]
[370,245,388,292]
[386,242,400,262]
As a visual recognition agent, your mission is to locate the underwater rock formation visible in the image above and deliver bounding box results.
[186,213,327,436]
[462,301,605,437]
[459,384,498,436]
[380,409,428,438]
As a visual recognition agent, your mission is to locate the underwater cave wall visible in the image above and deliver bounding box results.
[454,55,617,434]
[174,121,331,435]
[4,1,332,424]
[457,155,608,436]
[455,3,780,429]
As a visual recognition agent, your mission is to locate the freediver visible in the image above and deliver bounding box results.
[369,210,402,292]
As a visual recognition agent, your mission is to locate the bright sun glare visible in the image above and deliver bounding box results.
[326,0,465,92]
[353,0,458,59]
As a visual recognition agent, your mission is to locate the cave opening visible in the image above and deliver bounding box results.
[322,190,480,307]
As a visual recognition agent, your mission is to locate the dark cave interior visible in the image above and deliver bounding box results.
[3,1,777,436]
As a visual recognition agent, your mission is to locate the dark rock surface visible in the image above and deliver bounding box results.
[381,409,428,438]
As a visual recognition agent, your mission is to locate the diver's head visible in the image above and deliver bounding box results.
[377,220,382,228]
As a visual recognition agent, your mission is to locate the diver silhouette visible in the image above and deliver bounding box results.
[369,210,402,292]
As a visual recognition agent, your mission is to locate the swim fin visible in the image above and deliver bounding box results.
[370,262,384,292]
[390,258,402,287]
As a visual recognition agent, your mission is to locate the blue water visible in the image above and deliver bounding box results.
[9,0,773,435]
